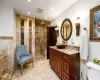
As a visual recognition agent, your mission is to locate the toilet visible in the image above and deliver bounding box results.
[86,61,100,80]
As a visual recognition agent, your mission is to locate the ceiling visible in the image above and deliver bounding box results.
[0,0,78,21]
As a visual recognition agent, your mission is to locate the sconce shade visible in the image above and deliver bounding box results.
[75,17,80,36]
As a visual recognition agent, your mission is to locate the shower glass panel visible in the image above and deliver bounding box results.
[35,26,47,59]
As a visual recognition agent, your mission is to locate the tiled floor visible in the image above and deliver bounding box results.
[35,52,45,59]
[12,60,60,80]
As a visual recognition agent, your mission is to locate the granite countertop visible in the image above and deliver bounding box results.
[49,46,80,55]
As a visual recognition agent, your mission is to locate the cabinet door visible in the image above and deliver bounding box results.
[49,48,62,78]
[69,54,80,80]
[52,56,61,78]
[57,57,62,78]
[49,49,55,70]
[62,71,69,80]
[62,60,69,75]
[54,56,58,72]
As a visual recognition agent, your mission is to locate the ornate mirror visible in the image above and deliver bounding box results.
[61,18,72,41]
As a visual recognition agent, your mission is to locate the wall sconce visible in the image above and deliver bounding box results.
[75,17,80,36]
[55,25,59,37]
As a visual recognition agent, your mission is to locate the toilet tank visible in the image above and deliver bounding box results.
[86,61,100,80]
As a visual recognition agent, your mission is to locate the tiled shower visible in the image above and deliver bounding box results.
[35,25,47,59]
[16,15,49,60]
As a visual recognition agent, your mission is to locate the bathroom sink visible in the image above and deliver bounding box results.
[56,44,66,49]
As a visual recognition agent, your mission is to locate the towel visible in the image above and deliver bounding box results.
[80,29,89,60]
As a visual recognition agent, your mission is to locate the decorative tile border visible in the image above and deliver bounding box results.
[0,36,13,40]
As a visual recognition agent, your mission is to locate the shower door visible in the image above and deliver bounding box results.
[35,26,47,59]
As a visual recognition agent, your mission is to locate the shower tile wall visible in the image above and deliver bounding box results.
[29,20,32,54]
[16,15,35,58]
[16,15,21,45]
[35,26,47,59]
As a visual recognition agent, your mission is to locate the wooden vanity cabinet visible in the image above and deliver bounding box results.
[49,48,62,78]
[49,47,80,80]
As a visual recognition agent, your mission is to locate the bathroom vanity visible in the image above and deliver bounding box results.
[49,46,80,80]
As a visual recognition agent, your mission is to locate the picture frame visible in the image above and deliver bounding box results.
[90,5,100,41]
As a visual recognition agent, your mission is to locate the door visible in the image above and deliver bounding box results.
[47,27,57,59]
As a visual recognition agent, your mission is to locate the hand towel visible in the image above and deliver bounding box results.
[80,29,89,60]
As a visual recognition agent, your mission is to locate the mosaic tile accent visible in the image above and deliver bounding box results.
[29,20,32,54]
[16,15,21,45]
[12,60,60,80]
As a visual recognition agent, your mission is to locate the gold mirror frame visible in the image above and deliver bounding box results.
[90,5,100,41]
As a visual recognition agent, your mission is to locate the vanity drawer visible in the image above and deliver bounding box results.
[55,50,62,57]
[62,71,69,80]
[62,53,69,63]
[62,60,69,74]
